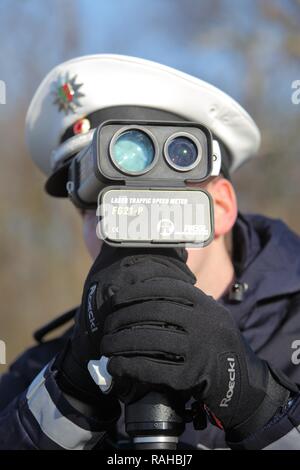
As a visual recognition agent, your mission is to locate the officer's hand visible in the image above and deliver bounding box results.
[54,244,194,417]
[101,269,297,442]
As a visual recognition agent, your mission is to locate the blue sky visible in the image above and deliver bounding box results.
[0,0,299,120]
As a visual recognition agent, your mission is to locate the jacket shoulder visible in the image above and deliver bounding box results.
[0,308,76,411]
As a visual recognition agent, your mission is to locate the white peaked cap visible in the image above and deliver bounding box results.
[25,54,261,179]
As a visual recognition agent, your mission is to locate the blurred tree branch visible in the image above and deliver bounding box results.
[260,0,300,58]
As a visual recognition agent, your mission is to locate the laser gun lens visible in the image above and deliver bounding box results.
[165,135,200,171]
[111,129,155,174]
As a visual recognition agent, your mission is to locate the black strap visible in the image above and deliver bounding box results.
[33,307,77,343]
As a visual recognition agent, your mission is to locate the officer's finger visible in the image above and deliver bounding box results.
[103,299,193,334]
[110,277,208,310]
[107,356,187,390]
[101,324,187,360]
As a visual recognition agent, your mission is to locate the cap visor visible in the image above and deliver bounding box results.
[45,163,69,197]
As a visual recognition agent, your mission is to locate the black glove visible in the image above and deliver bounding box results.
[100,261,298,441]
[54,244,194,422]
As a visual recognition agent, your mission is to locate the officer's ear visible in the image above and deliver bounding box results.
[207,176,238,238]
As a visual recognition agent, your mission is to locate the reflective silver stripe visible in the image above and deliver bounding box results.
[197,443,230,450]
[26,367,102,450]
[133,436,178,444]
[263,426,300,450]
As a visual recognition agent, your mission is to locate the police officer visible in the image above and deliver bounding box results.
[1,54,300,450]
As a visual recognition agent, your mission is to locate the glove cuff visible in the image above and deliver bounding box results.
[226,364,294,442]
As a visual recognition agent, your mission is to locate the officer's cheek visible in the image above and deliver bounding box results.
[82,211,103,260]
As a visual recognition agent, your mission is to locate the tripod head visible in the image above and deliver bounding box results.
[125,390,186,450]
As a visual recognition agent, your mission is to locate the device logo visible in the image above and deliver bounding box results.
[220,357,236,407]
[157,219,175,237]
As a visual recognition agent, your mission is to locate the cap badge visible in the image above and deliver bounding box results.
[52,73,85,114]
[73,118,91,135]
